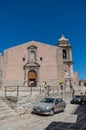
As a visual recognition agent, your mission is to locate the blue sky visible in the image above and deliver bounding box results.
[0,0,86,79]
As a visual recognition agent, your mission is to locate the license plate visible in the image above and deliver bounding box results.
[37,109,40,112]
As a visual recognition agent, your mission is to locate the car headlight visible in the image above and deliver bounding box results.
[46,107,50,109]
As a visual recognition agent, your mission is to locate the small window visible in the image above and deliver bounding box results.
[40,57,42,61]
[55,99,59,104]
[22,58,25,61]
[63,49,67,59]
[59,98,63,103]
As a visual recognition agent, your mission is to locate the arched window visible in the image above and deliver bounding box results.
[63,49,67,59]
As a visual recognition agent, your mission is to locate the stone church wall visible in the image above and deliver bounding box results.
[1,35,76,88]
[3,41,58,87]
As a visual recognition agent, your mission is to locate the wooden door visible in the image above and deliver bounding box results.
[28,70,37,87]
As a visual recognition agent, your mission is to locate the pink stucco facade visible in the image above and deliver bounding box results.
[2,35,75,87]
[3,41,58,86]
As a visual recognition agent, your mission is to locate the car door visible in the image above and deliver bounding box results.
[54,98,60,112]
[59,98,64,111]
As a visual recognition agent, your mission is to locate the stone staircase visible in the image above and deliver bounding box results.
[0,93,79,120]
[0,99,16,120]
[0,94,46,116]
[14,94,46,114]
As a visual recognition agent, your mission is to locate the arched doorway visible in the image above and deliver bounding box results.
[28,70,37,87]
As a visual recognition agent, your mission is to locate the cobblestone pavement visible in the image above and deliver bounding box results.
[0,104,86,130]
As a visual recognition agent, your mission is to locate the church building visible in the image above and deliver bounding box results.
[0,35,75,88]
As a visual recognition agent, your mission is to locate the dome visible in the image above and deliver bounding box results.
[58,35,69,41]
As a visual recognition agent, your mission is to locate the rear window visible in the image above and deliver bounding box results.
[75,95,81,98]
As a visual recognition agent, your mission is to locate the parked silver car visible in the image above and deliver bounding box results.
[32,96,66,116]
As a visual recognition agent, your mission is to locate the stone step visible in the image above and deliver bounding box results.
[0,109,14,116]
[0,102,6,106]
[0,100,12,111]
[0,99,16,121]
[0,106,10,112]
[0,112,15,121]
[0,104,8,107]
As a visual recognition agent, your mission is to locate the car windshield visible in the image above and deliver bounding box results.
[40,98,55,103]
[75,95,81,99]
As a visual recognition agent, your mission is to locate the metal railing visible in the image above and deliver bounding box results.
[4,85,60,97]
[4,85,19,98]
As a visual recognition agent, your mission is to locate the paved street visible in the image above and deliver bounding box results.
[0,103,86,130]
[0,85,86,130]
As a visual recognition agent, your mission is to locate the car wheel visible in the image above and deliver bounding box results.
[62,107,65,112]
[50,109,54,116]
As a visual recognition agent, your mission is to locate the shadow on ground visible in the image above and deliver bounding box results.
[45,105,86,130]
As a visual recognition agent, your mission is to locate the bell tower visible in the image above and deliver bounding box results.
[57,35,74,89]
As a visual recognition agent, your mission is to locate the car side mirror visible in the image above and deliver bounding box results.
[55,101,59,105]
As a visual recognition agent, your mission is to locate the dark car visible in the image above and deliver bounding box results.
[70,95,84,105]
[32,96,66,116]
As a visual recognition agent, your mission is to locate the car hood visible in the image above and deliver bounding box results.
[33,102,54,109]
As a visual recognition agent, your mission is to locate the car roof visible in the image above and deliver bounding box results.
[75,95,81,97]
[44,96,61,99]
